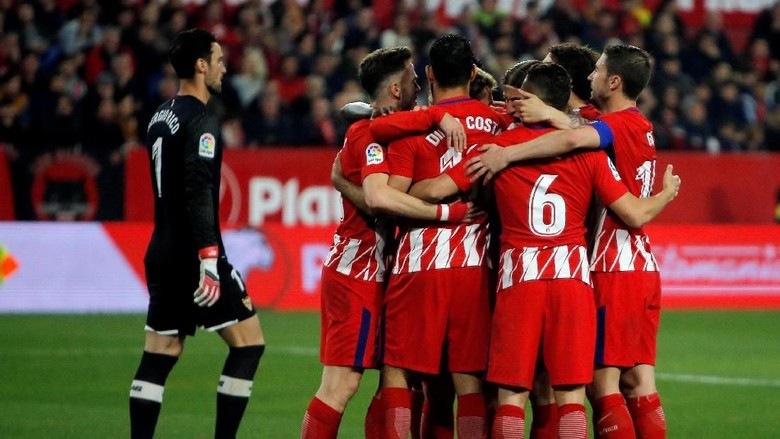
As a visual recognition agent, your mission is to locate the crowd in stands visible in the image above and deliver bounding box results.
[0,0,779,220]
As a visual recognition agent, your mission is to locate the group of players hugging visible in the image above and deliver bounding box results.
[303,34,681,439]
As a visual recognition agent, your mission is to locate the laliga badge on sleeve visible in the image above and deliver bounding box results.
[199,133,216,158]
[365,143,384,166]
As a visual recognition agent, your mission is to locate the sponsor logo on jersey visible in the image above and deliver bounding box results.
[365,143,383,165]
[199,133,216,158]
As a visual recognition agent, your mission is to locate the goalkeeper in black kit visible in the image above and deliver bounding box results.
[129,29,266,439]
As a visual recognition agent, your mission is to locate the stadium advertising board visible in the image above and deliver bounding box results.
[0,222,778,313]
[126,148,780,225]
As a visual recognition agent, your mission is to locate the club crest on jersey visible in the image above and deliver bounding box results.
[199,133,216,158]
[365,143,383,165]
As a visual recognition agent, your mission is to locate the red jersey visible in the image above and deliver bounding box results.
[323,120,390,282]
[577,103,602,121]
[387,96,505,275]
[588,107,659,272]
[490,126,628,288]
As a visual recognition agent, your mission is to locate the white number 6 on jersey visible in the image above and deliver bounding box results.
[529,174,566,237]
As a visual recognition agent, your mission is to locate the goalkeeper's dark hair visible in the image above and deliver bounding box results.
[503,59,541,88]
[547,43,599,103]
[429,34,475,88]
[359,46,413,100]
[522,63,571,112]
[169,28,217,79]
[603,44,653,100]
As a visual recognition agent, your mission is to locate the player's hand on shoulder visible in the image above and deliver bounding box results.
[194,246,220,307]
[439,113,466,153]
[466,143,507,184]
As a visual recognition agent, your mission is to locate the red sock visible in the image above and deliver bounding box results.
[492,404,525,439]
[557,404,587,439]
[411,389,425,439]
[301,397,342,439]
[456,393,487,439]
[530,403,558,439]
[382,388,412,439]
[593,394,636,439]
[626,393,666,439]
[365,394,383,439]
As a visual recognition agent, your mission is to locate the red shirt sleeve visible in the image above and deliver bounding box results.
[369,108,440,144]
[359,141,390,181]
[387,137,416,178]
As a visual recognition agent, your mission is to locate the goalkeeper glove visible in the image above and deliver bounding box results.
[194,246,220,307]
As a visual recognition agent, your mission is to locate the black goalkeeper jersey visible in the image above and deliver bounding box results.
[144,95,223,271]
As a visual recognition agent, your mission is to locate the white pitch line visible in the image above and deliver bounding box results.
[656,373,780,388]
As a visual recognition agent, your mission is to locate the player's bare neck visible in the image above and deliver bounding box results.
[178,79,211,105]
[568,96,588,112]
[373,96,397,111]
[600,93,636,114]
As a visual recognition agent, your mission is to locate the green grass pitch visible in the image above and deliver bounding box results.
[1,310,779,438]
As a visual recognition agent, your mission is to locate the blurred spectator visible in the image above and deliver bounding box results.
[650,85,686,150]
[698,12,734,64]
[58,56,87,103]
[85,96,126,220]
[231,47,268,108]
[544,0,584,41]
[84,26,128,85]
[750,1,780,61]
[681,100,719,152]
[474,0,508,40]
[271,54,306,105]
[708,80,749,140]
[308,97,338,146]
[683,32,723,82]
[765,106,780,151]
[10,2,49,53]
[59,6,102,56]
[343,7,379,51]
[380,14,414,50]
[242,89,294,146]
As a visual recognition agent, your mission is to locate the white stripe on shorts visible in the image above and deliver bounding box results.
[144,325,179,335]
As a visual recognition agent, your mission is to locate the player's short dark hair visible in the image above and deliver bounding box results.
[469,67,497,100]
[358,46,413,100]
[603,44,652,101]
[547,43,599,103]
[169,29,217,79]
[522,63,571,111]
[429,34,475,88]
[503,59,541,88]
